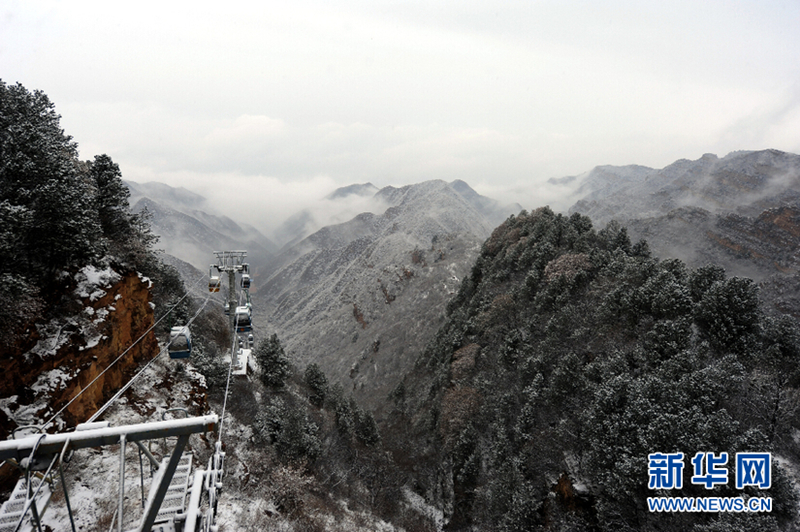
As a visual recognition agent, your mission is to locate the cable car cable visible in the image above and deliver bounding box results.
[88,274,221,423]
[216,288,246,444]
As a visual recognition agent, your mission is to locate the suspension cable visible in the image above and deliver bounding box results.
[217,268,247,443]
[88,278,217,423]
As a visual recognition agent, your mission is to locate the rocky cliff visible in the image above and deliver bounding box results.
[0,267,158,438]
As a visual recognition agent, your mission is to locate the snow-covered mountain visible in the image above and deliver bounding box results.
[125,181,278,272]
[273,183,385,249]
[272,180,519,249]
[324,182,379,200]
[254,179,521,406]
[555,149,800,318]
[559,149,800,224]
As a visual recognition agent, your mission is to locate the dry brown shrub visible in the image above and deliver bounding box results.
[505,227,522,246]
[451,344,480,382]
[490,293,515,314]
[439,387,481,444]
[484,220,513,255]
[474,293,516,331]
[543,253,591,282]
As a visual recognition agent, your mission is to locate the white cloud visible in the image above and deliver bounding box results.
[3,0,800,230]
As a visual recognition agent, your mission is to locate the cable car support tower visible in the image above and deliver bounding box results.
[210,251,252,376]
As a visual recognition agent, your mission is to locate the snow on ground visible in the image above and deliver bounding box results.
[30,367,74,396]
[137,273,152,289]
[15,346,426,532]
[403,487,445,532]
[0,396,18,430]
[74,265,121,301]
[1,366,74,428]
[37,351,213,531]
[27,319,74,361]
[31,267,123,362]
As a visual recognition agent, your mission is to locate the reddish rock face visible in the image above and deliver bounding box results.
[0,271,158,438]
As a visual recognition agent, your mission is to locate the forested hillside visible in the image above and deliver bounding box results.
[0,81,200,441]
[389,207,800,531]
[0,80,167,347]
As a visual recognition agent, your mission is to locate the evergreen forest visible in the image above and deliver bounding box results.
[387,208,800,531]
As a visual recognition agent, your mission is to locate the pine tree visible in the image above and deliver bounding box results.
[0,81,78,203]
[90,154,132,242]
[30,175,103,275]
[255,333,290,389]
[695,276,760,351]
[303,363,328,407]
[0,80,103,277]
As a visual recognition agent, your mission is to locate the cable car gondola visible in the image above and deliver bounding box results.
[241,273,251,290]
[209,265,221,293]
[168,326,192,359]
[235,306,252,333]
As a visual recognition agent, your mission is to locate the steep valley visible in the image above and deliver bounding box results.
[253,179,517,407]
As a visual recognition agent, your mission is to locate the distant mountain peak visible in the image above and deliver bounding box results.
[124,180,207,211]
[253,177,521,407]
[127,186,277,271]
[325,182,379,200]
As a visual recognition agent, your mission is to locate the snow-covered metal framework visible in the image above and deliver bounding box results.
[0,415,220,532]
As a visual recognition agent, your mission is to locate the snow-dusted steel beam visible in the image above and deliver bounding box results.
[181,468,206,531]
[138,433,190,532]
[0,414,218,461]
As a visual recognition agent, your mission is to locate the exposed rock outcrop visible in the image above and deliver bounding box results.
[0,268,158,437]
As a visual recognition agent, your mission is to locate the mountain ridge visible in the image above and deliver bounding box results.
[126,182,278,274]
[556,149,800,317]
[254,179,518,406]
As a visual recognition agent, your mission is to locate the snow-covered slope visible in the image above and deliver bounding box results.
[562,150,800,224]
[254,179,519,406]
[555,149,800,317]
[130,196,276,274]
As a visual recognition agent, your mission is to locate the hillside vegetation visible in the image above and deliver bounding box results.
[0,80,181,348]
[390,207,800,531]
[4,80,800,531]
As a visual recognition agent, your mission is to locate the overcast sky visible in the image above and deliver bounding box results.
[3,1,800,229]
